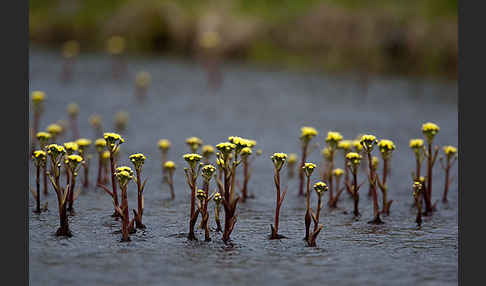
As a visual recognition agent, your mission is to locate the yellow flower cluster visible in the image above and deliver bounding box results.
[360,134,378,152]
[338,140,352,152]
[271,152,288,170]
[300,126,318,142]
[333,168,344,177]
[36,131,51,142]
[106,36,125,55]
[213,192,222,203]
[409,138,424,150]
[158,139,171,151]
[303,162,316,177]
[186,137,203,151]
[184,153,202,169]
[196,189,207,201]
[240,147,252,157]
[422,122,440,142]
[31,91,45,103]
[32,150,47,163]
[378,139,396,158]
[67,154,83,170]
[326,131,343,147]
[164,160,176,170]
[47,124,63,137]
[116,166,134,176]
[346,152,362,166]
[288,153,297,164]
[228,136,255,152]
[47,144,66,161]
[129,153,146,170]
[95,138,107,153]
[201,164,216,180]
[76,138,92,149]
[313,181,328,196]
[216,142,236,155]
[67,103,79,117]
[116,166,133,187]
[62,40,80,59]
[321,147,331,160]
[443,145,457,158]
[104,132,124,151]
[202,145,215,157]
[135,71,152,88]
[64,142,78,154]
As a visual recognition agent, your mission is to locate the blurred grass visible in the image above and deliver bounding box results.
[29,0,457,79]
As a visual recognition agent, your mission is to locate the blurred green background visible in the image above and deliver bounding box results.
[29,0,457,79]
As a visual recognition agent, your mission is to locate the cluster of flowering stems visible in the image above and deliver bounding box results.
[345,152,363,217]
[322,132,345,208]
[302,163,328,247]
[440,146,458,203]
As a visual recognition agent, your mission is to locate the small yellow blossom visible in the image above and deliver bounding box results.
[378,139,396,159]
[302,162,317,177]
[67,154,83,170]
[216,142,235,156]
[89,114,102,128]
[326,131,343,148]
[186,137,203,152]
[196,189,207,201]
[271,152,288,170]
[300,126,318,143]
[47,144,66,161]
[202,145,215,158]
[31,91,45,104]
[333,168,344,177]
[32,150,47,165]
[95,138,106,153]
[352,140,363,152]
[164,160,176,170]
[114,111,129,131]
[63,142,78,154]
[422,122,440,143]
[372,156,379,170]
[202,164,216,181]
[129,153,146,170]
[321,147,331,161]
[102,150,110,160]
[313,181,328,196]
[36,132,51,144]
[67,103,79,117]
[288,153,297,164]
[158,139,171,151]
[360,134,378,152]
[443,145,457,159]
[240,147,252,157]
[76,138,92,149]
[346,152,362,167]
[104,132,124,151]
[184,153,202,169]
[47,124,63,137]
[338,140,352,152]
[409,139,424,149]
[213,192,222,204]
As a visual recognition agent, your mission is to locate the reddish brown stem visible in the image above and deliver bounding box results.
[304,175,311,241]
[367,152,382,224]
[298,143,308,196]
[135,169,145,229]
[67,170,75,215]
[96,154,103,185]
[110,153,119,216]
[120,186,130,241]
[35,164,41,213]
[442,159,451,203]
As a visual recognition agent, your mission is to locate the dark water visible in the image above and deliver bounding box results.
[29,49,458,286]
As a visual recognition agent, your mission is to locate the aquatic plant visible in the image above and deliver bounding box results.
[130,153,148,229]
[337,140,352,196]
[328,168,345,208]
[89,114,103,138]
[412,178,425,227]
[114,111,129,134]
[410,139,425,180]
[270,153,288,239]
[135,71,151,101]
[298,126,318,196]
[422,122,440,214]
[213,192,223,232]
[98,132,125,217]
[345,152,363,217]
[239,139,258,202]
[76,138,92,188]
[303,162,317,242]
[377,139,396,215]
[37,132,51,195]
[440,145,457,203]
[158,139,171,176]
[31,91,45,153]
[115,166,135,241]
[66,154,83,215]
[63,141,78,211]
[186,137,203,153]
[67,103,80,140]
[215,141,240,242]
[287,153,297,179]
[307,181,328,247]
[360,134,383,224]
[31,150,47,213]
[46,144,72,236]
[324,131,343,207]
[198,164,217,241]
[183,153,203,240]
[163,161,176,200]
[95,138,107,185]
